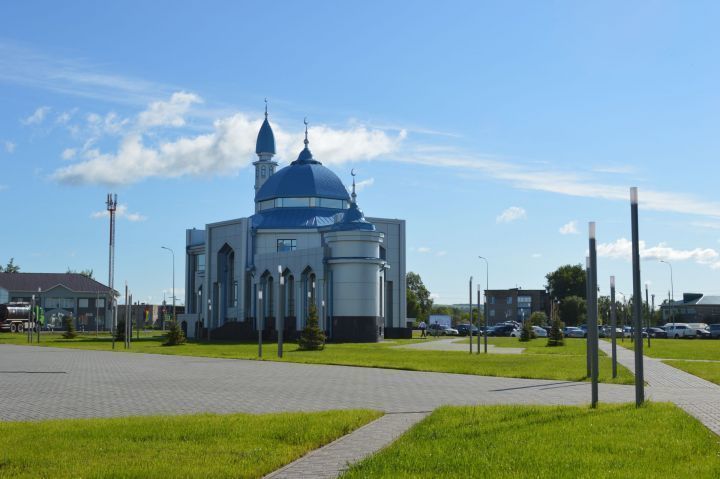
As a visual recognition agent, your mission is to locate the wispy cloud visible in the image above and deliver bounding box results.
[0,41,176,105]
[61,148,77,160]
[21,106,51,125]
[351,177,375,193]
[559,220,579,235]
[592,165,636,174]
[417,247,432,253]
[3,140,15,153]
[597,238,720,269]
[436,250,447,257]
[90,204,147,222]
[531,253,542,258]
[496,206,527,223]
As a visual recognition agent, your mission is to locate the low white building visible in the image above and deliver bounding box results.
[181,110,407,342]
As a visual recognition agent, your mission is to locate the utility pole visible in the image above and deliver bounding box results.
[645,283,650,348]
[258,289,263,358]
[469,276,473,354]
[610,276,617,379]
[278,265,284,358]
[107,193,117,350]
[477,285,481,353]
[585,256,591,378]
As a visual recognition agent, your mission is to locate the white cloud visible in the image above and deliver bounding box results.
[436,250,447,257]
[90,204,147,222]
[61,148,77,160]
[52,92,406,185]
[559,220,579,235]
[138,91,202,128]
[22,106,51,125]
[597,237,720,269]
[3,140,16,153]
[56,108,77,125]
[531,253,542,258]
[496,206,527,223]
[417,247,432,253]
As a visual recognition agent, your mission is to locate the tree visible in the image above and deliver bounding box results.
[163,319,186,346]
[529,311,547,327]
[558,295,586,326]
[519,320,536,342]
[298,303,326,350]
[115,318,126,342]
[547,305,565,347]
[0,258,20,273]
[66,268,94,279]
[406,272,433,322]
[545,264,586,300]
[62,315,77,339]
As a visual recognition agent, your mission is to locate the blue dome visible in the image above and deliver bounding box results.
[256,155,350,202]
[329,202,375,231]
[255,118,276,155]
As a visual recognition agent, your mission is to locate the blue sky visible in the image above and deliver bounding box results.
[2,1,720,306]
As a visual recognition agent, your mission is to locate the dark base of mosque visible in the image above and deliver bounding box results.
[203,318,299,341]
[383,327,412,339]
[331,316,384,342]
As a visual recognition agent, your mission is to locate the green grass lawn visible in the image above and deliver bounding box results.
[0,409,380,479]
[0,333,633,384]
[615,338,720,360]
[458,336,601,355]
[664,360,720,385]
[342,403,720,479]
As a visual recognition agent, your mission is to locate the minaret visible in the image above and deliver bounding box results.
[253,99,278,193]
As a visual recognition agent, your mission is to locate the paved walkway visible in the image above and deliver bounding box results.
[264,412,428,479]
[394,337,524,354]
[599,340,720,435]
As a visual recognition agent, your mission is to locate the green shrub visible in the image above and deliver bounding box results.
[62,315,77,339]
[547,309,565,347]
[519,321,536,342]
[298,303,326,350]
[163,319,186,346]
[115,319,125,342]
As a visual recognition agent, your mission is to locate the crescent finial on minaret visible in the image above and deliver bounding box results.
[264,98,268,119]
[303,117,309,147]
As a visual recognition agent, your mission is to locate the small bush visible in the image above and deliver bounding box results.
[519,321,536,342]
[163,319,186,346]
[62,315,77,339]
[298,303,326,350]
[115,319,125,342]
[547,309,565,347]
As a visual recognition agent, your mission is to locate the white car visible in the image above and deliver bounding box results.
[664,323,696,339]
[510,326,547,338]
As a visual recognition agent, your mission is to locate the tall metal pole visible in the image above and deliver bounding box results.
[660,260,674,324]
[585,256,591,378]
[469,276,473,354]
[645,283,651,348]
[478,256,489,354]
[610,276,617,378]
[37,287,41,343]
[107,193,117,350]
[630,187,645,406]
[161,247,175,323]
[258,290,263,358]
[477,286,481,354]
[588,223,599,408]
[278,265,284,358]
[124,283,128,349]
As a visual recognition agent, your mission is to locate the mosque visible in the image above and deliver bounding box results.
[181,106,407,342]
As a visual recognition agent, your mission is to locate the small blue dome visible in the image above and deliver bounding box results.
[255,118,276,155]
[329,202,376,231]
[255,159,350,202]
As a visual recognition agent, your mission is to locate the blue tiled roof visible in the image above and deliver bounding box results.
[255,160,350,202]
[255,118,276,155]
[251,208,342,229]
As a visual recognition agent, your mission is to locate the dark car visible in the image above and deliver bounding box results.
[646,327,667,339]
[456,324,479,336]
[710,324,720,339]
[487,324,516,337]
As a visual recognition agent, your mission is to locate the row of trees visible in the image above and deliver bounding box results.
[0,258,20,273]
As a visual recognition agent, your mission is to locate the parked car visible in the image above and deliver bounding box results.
[487,324,517,337]
[456,324,479,336]
[645,327,667,338]
[428,323,459,336]
[564,327,585,338]
[664,323,696,339]
[601,326,624,337]
[688,323,711,339]
[710,324,720,339]
[532,326,548,338]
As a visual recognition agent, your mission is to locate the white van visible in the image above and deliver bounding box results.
[664,323,696,339]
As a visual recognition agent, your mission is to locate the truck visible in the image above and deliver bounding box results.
[0,302,39,333]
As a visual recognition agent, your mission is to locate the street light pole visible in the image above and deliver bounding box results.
[478,256,489,354]
[161,246,175,323]
[610,276,617,379]
[468,276,473,354]
[660,260,674,324]
[630,187,645,407]
[278,265,284,358]
[258,289,263,358]
[588,222,599,408]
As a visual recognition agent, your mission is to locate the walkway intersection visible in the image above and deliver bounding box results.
[1,342,719,477]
